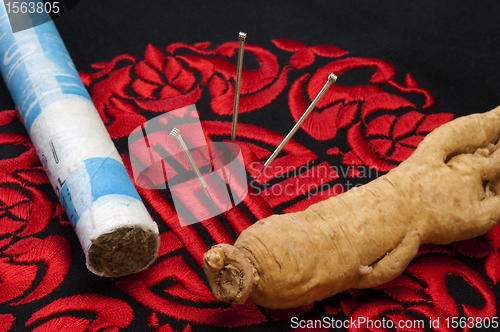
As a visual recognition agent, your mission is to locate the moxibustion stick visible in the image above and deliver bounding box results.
[0,2,159,277]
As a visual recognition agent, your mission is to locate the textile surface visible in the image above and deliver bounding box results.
[1,1,500,331]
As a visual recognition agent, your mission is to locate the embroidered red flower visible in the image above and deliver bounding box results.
[363,256,497,332]
[273,39,348,69]
[1,236,72,306]
[25,294,133,331]
[1,37,481,331]
[80,43,204,139]
[484,224,500,284]
[345,110,454,172]
[167,41,290,116]
[288,58,432,141]
[288,57,453,171]
[0,111,56,240]
[81,41,293,140]
[0,110,71,312]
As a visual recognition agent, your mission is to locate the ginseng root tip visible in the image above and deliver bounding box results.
[203,244,259,304]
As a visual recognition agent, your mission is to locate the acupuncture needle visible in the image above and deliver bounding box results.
[231,31,246,143]
[170,127,222,216]
[256,73,338,179]
[225,32,246,213]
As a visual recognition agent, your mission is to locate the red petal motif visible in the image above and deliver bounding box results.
[337,103,358,129]
[0,110,17,126]
[135,61,164,85]
[272,39,309,51]
[392,111,424,139]
[407,256,496,319]
[0,258,37,304]
[4,235,71,305]
[160,85,181,99]
[132,79,159,99]
[399,135,425,148]
[0,134,38,172]
[311,45,348,57]
[0,314,15,331]
[145,44,165,72]
[289,74,341,140]
[366,115,397,137]
[26,294,133,331]
[15,168,49,184]
[451,238,491,258]
[290,49,315,69]
[348,122,395,172]
[171,69,196,93]
[136,86,202,112]
[90,65,133,123]
[389,143,415,162]
[416,113,454,134]
[369,139,393,157]
[115,258,267,327]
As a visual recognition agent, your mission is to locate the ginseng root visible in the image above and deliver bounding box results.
[203,106,500,309]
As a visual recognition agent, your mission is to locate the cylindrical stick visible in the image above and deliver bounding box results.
[0,2,159,277]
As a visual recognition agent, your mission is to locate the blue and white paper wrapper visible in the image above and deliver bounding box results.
[0,1,159,277]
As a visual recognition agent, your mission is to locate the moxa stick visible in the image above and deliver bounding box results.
[0,2,159,277]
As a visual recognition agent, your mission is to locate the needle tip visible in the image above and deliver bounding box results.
[239,32,247,41]
[328,73,338,83]
[255,169,263,179]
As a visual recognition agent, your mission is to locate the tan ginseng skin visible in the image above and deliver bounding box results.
[204,106,500,309]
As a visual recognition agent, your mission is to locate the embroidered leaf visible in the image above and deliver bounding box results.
[366,114,397,137]
[132,79,159,99]
[26,294,134,330]
[145,44,165,72]
[405,73,420,88]
[271,39,308,51]
[311,45,348,57]
[5,235,71,305]
[290,49,315,69]
[417,113,454,134]
[392,111,425,139]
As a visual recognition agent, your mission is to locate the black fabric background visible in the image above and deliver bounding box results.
[2,0,500,122]
[1,1,500,331]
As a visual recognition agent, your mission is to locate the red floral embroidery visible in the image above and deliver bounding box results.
[351,255,497,332]
[287,57,453,171]
[81,57,148,139]
[3,236,71,305]
[485,225,500,284]
[0,110,72,329]
[81,42,292,140]
[26,294,134,331]
[346,111,454,172]
[0,111,39,172]
[1,38,490,331]
[118,121,323,327]
[0,314,14,331]
[167,41,289,116]
[273,39,348,69]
